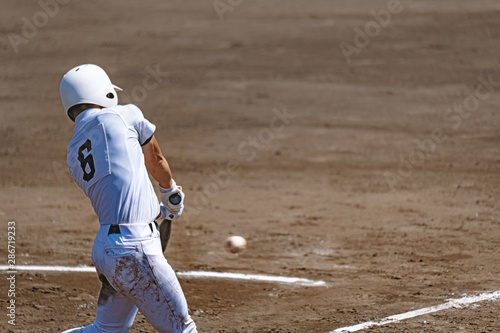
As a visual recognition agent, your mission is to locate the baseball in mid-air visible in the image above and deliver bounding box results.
[225,236,247,253]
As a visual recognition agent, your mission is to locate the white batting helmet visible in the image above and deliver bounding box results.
[59,64,122,119]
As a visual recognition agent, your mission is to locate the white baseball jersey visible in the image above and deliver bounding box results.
[67,104,159,225]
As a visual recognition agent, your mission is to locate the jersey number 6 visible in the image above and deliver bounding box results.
[78,139,95,181]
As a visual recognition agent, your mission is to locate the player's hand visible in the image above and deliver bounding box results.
[159,179,185,220]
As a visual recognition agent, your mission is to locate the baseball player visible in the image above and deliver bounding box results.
[59,64,197,333]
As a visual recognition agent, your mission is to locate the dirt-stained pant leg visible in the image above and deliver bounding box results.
[110,235,197,333]
[61,247,139,333]
[64,284,137,333]
[139,236,196,332]
[63,226,196,333]
[92,274,138,332]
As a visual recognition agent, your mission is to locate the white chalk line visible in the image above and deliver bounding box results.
[177,271,327,287]
[0,265,327,287]
[331,290,500,332]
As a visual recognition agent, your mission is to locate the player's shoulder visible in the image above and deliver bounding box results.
[112,104,143,115]
[105,104,145,122]
[89,104,138,125]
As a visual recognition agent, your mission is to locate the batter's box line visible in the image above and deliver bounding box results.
[331,290,500,332]
[0,265,328,287]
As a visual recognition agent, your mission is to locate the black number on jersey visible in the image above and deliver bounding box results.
[78,139,95,181]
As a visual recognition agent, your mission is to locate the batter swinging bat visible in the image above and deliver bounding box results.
[159,193,182,253]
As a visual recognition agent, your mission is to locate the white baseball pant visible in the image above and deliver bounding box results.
[62,223,197,333]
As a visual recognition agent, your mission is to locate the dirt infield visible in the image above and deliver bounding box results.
[1,0,500,332]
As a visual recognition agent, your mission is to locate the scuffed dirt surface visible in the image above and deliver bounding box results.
[1,0,500,332]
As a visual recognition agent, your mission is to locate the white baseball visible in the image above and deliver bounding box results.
[225,236,247,253]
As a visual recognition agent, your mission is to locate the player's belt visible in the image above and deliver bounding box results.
[108,222,159,235]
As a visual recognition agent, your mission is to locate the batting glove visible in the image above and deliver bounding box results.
[159,179,185,220]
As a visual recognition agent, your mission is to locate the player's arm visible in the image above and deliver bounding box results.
[142,135,173,188]
[142,135,184,220]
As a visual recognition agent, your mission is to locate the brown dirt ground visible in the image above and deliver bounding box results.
[1,0,500,332]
